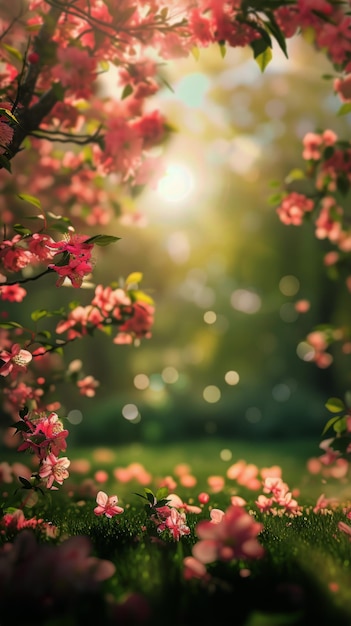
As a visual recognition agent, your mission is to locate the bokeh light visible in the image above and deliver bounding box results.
[203,385,221,403]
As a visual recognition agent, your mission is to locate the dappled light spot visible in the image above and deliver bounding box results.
[203,385,221,403]
[230,289,261,314]
[143,388,169,407]
[220,448,232,461]
[204,310,216,324]
[296,341,315,362]
[279,274,300,296]
[166,231,190,264]
[272,383,291,402]
[195,286,215,308]
[122,404,139,421]
[231,136,262,172]
[134,373,149,390]
[173,72,210,108]
[245,407,262,423]
[69,459,91,474]
[67,409,83,425]
[161,366,179,384]
[265,98,286,119]
[224,370,240,385]
[93,448,116,463]
[149,374,164,391]
[280,302,298,322]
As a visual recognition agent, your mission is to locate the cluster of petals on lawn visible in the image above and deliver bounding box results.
[0,438,351,621]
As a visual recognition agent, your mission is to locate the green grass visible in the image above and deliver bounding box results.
[1,438,351,626]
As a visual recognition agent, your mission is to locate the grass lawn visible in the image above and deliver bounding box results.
[1,437,351,626]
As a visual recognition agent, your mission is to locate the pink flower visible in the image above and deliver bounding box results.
[0,284,27,302]
[165,507,190,541]
[38,453,70,489]
[0,344,32,377]
[94,490,124,518]
[183,556,209,581]
[209,508,225,524]
[0,105,14,155]
[48,234,94,288]
[192,505,264,564]
[334,75,351,102]
[77,375,100,397]
[18,411,69,460]
[338,520,351,538]
[276,192,314,226]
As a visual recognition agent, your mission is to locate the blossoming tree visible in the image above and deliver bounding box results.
[1,0,351,495]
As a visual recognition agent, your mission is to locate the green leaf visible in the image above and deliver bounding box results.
[129,290,154,305]
[12,420,30,433]
[159,77,175,93]
[325,397,345,413]
[264,11,289,58]
[285,169,305,183]
[155,486,169,501]
[1,43,23,62]
[0,107,19,124]
[85,234,121,246]
[17,193,42,209]
[99,60,109,72]
[321,415,341,436]
[31,309,49,322]
[121,84,133,100]
[337,102,351,116]
[19,476,33,489]
[52,82,66,101]
[125,272,143,286]
[13,223,32,236]
[191,46,200,61]
[268,193,283,205]
[218,42,226,58]
[255,47,273,72]
[0,321,24,329]
[0,154,12,172]
[334,416,347,434]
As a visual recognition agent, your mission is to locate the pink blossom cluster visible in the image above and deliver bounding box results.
[56,282,155,345]
[14,409,70,491]
[0,508,57,538]
[184,504,264,582]
[307,438,350,480]
[0,531,116,618]
[255,476,302,516]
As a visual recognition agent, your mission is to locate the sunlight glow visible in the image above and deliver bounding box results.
[156,164,194,202]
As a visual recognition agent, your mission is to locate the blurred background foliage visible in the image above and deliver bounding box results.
[7,35,351,447]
